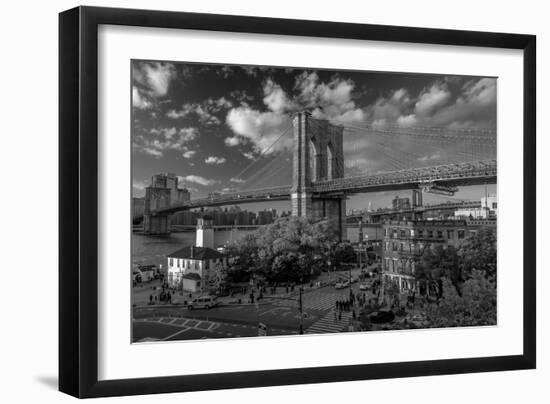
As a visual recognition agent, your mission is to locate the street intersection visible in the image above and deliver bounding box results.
[133,279,373,342]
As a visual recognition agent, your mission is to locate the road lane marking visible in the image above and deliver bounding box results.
[162,327,190,340]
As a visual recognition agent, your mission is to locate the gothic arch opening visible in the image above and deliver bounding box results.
[309,139,319,182]
[327,142,335,180]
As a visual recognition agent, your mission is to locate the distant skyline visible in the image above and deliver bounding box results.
[131,60,497,210]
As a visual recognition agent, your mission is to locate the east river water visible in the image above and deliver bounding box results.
[132,229,255,268]
[132,227,363,268]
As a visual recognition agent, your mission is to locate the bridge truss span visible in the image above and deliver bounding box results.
[147,160,496,217]
[311,160,497,195]
[150,185,292,215]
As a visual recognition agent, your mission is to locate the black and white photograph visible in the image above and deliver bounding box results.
[131,60,498,342]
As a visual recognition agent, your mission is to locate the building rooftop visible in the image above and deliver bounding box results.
[167,246,223,260]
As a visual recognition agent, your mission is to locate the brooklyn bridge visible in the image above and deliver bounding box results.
[137,111,497,237]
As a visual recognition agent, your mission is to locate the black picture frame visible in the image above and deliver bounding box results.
[59,6,536,398]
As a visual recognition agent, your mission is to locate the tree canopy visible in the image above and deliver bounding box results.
[424,270,497,327]
[415,227,497,295]
[225,216,337,284]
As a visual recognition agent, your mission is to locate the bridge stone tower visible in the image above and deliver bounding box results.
[142,173,191,234]
[143,187,172,235]
[291,111,346,240]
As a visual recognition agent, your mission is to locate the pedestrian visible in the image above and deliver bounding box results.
[334,310,337,322]
[338,311,342,321]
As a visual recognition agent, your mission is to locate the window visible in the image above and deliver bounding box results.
[418,229,424,238]
[384,228,388,237]
[410,229,415,237]
[447,230,454,239]
[385,241,390,251]
[400,243,404,252]
[492,202,497,209]
[458,230,465,239]
[437,230,443,238]
[392,242,398,251]
[400,229,406,238]
[169,258,173,267]
[427,230,433,238]
[205,260,210,270]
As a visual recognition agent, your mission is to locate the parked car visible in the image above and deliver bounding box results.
[359,282,370,291]
[335,280,350,289]
[187,295,218,310]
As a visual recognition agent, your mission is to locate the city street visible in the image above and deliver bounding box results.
[133,278,375,341]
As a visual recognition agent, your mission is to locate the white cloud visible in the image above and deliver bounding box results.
[140,62,176,97]
[224,136,241,147]
[425,78,497,127]
[206,96,233,111]
[166,109,186,119]
[414,82,451,116]
[180,175,218,186]
[182,150,196,159]
[263,79,294,113]
[205,156,227,165]
[397,114,418,127]
[141,147,163,158]
[225,106,293,153]
[462,78,497,107]
[242,151,255,160]
[363,79,496,130]
[133,127,199,157]
[370,88,412,122]
[294,72,365,123]
[229,90,254,104]
[230,177,245,184]
[132,86,153,110]
[166,103,221,125]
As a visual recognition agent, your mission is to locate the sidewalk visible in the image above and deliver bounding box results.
[133,265,374,308]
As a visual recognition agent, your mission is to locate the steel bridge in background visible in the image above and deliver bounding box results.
[147,159,496,215]
[140,112,497,236]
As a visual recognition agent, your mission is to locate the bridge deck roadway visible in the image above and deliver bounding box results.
[144,160,496,216]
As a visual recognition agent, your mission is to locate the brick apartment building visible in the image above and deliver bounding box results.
[382,218,496,292]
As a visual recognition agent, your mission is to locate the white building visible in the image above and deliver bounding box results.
[166,216,226,292]
[455,195,497,219]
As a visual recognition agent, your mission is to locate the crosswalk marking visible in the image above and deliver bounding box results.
[266,289,351,311]
[306,310,353,334]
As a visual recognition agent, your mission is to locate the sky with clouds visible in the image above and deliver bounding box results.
[131,60,497,211]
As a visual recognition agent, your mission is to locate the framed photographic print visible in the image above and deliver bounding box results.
[59,6,536,398]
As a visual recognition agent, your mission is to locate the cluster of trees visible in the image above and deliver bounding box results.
[224,217,354,285]
[414,228,497,327]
